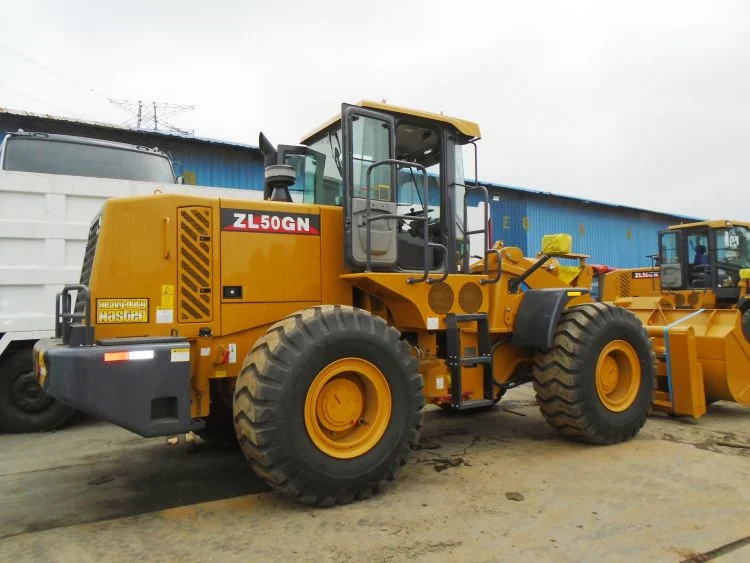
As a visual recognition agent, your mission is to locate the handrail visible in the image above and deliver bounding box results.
[364,159,448,284]
[456,182,500,284]
[481,249,502,285]
[55,284,91,344]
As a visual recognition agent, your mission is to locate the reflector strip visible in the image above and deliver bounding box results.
[567,291,582,297]
[104,350,155,362]
[129,350,155,360]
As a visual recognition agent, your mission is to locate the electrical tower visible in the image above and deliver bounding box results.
[108,99,195,135]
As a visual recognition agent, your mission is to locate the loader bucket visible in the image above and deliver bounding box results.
[615,296,750,418]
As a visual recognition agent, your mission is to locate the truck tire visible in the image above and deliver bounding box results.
[0,349,76,433]
[233,305,423,507]
[532,302,655,444]
[743,309,750,343]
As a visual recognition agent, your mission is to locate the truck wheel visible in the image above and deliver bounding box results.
[233,305,423,507]
[532,302,655,444]
[0,349,76,433]
[742,310,750,343]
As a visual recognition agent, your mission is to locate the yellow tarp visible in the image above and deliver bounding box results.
[542,233,573,256]
[556,265,582,284]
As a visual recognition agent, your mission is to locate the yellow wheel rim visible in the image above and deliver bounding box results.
[595,340,641,412]
[304,357,391,459]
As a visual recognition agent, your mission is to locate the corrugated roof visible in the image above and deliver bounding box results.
[471,178,701,223]
[0,106,259,151]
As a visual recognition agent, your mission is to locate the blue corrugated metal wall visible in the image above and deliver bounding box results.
[162,146,264,190]
[467,190,527,254]
[489,194,529,255]
[524,199,663,267]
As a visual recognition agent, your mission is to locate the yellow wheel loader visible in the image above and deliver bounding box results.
[34,102,656,506]
[599,220,750,418]
[599,220,750,309]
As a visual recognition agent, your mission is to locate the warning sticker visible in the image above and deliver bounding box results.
[171,348,190,362]
[161,285,175,308]
[96,299,148,324]
[156,308,174,324]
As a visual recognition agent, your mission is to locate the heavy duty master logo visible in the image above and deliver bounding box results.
[221,208,321,235]
[96,298,149,323]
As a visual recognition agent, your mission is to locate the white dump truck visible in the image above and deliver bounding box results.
[0,131,261,432]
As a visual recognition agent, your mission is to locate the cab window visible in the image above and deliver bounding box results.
[351,115,393,201]
[307,127,344,205]
[715,226,750,268]
[393,123,442,270]
[284,152,321,204]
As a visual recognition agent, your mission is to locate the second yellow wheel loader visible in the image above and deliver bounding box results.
[599,220,750,417]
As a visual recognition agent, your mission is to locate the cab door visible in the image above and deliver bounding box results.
[659,230,684,289]
[341,104,398,270]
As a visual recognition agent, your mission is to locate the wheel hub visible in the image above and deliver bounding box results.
[599,357,619,392]
[12,370,54,412]
[317,378,364,432]
[595,340,642,413]
[304,357,392,459]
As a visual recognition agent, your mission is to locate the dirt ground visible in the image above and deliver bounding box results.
[1,385,749,562]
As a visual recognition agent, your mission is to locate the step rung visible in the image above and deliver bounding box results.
[455,314,487,323]
[460,356,491,365]
[452,399,495,411]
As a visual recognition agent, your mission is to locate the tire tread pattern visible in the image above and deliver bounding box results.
[532,302,655,445]
[233,305,423,507]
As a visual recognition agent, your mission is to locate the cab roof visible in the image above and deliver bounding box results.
[300,100,481,144]
[669,219,750,230]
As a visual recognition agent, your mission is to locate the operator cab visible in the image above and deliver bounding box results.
[658,220,750,302]
[268,101,485,278]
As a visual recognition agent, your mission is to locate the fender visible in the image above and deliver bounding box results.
[512,288,589,350]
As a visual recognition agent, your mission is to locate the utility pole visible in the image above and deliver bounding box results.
[108,99,194,135]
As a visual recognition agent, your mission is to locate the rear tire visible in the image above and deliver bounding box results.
[233,305,423,507]
[0,349,76,433]
[532,302,655,444]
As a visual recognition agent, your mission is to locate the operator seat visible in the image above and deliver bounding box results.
[691,245,710,288]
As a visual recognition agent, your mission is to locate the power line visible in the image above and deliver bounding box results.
[0,41,108,101]
[0,41,195,135]
[0,84,75,115]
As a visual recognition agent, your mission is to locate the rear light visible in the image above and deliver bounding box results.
[104,350,155,362]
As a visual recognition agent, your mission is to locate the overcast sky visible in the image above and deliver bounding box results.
[1,1,748,219]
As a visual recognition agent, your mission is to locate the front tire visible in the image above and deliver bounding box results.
[532,302,655,444]
[233,305,423,507]
[0,349,76,433]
